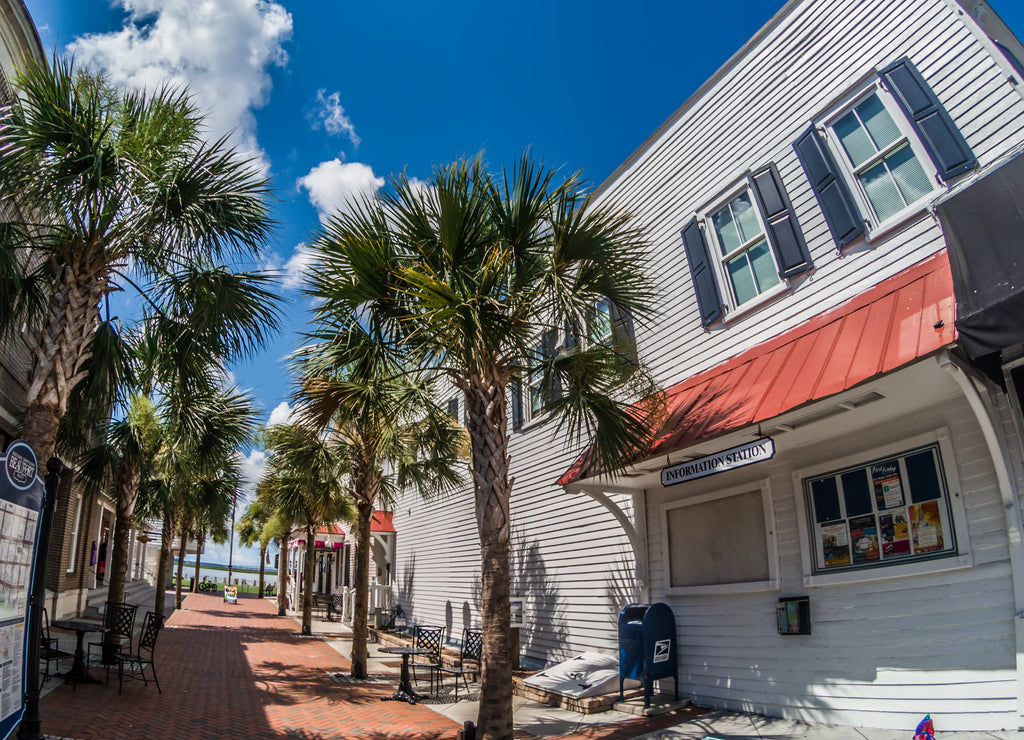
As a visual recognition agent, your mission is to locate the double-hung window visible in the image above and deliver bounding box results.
[709,189,781,307]
[586,299,614,347]
[795,57,976,248]
[828,92,935,224]
[681,164,812,326]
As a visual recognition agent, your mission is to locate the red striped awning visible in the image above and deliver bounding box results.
[558,251,956,486]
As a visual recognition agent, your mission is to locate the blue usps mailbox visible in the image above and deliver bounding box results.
[618,603,678,707]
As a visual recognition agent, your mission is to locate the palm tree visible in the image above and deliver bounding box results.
[237,497,272,596]
[0,56,276,463]
[138,385,260,618]
[71,394,161,662]
[258,423,354,635]
[293,340,465,678]
[173,472,235,609]
[305,153,656,740]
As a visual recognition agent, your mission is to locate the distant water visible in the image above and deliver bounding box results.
[173,558,278,587]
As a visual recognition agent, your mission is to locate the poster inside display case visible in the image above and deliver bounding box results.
[805,444,956,575]
[0,441,45,739]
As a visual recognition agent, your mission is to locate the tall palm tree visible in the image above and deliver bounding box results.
[258,423,354,635]
[293,340,465,678]
[305,153,657,740]
[0,56,276,463]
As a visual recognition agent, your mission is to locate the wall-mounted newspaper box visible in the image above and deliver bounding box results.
[618,602,678,707]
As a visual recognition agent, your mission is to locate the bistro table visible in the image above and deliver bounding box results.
[378,646,434,703]
[51,618,106,685]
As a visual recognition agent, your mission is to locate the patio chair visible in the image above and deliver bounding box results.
[114,611,163,695]
[87,601,138,673]
[441,627,482,700]
[411,625,444,694]
[39,607,73,682]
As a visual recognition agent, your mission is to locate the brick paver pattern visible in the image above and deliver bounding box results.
[40,593,704,740]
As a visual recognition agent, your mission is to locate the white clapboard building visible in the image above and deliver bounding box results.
[390,0,1024,731]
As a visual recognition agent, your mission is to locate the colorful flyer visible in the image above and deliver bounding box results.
[910,500,944,553]
[849,514,880,563]
[872,460,904,510]
[879,510,911,557]
[821,522,850,567]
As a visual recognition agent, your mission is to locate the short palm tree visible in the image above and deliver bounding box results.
[237,497,273,596]
[137,385,260,618]
[72,394,161,662]
[0,56,276,463]
[305,152,656,740]
[259,423,354,635]
[293,336,465,678]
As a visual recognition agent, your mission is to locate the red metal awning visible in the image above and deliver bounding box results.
[558,251,956,486]
[371,511,396,533]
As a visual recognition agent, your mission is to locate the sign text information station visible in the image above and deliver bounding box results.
[661,438,775,487]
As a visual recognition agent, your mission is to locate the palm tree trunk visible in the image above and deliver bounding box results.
[193,531,205,592]
[302,523,316,635]
[466,376,514,740]
[174,526,188,608]
[277,537,288,616]
[103,462,140,662]
[155,510,178,618]
[21,254,107,462]
[351,498,374,679]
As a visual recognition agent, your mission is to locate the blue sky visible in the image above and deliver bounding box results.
[23,0,1024,563]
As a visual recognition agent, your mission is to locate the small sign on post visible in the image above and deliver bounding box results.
[224,586,238,604]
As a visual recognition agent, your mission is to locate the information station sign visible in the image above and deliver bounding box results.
[0,441,45,739]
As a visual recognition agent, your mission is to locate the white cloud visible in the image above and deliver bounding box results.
[241,448,265,487]
[298,159,384,223]
[67,0,293,170]
[282,242,317,289]
[309,89,360,147]
[267,401,293,427]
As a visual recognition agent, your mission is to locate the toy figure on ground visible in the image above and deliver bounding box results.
[914,714,935,740]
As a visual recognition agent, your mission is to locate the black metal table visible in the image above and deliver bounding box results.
[51,618,105,685]
[378,646,434,703]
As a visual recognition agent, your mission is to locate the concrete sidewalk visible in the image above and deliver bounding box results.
[36,594,1024,740]
[311,615,1024,740]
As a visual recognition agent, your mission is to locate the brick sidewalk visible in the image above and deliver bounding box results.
[38,593,703,740]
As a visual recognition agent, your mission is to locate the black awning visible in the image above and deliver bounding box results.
[936,148,1024,359]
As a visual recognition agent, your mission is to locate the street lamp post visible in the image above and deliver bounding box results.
[226,496,236,587]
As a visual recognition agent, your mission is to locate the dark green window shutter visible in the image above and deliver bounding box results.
[447,396,459,418]
[609,303,639,368]
[879,57,976,181]
[510,377,523,430]
[793,127,864,247]
[680,217,722,326]
[750,163,812,278]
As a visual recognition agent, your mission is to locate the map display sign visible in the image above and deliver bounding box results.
[0,441,45,740]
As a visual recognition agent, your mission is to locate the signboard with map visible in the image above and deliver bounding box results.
[0,441,45,740]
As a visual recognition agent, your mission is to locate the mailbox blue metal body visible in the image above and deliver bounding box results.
[618,602,678,707]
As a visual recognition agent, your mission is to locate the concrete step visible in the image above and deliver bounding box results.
[84,578,159,618]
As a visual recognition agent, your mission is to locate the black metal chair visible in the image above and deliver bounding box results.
[39,607,73,682]
[114,611,163,695]
[411,625,444,694]
[441,628,482,699]
[88,602,138,672]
